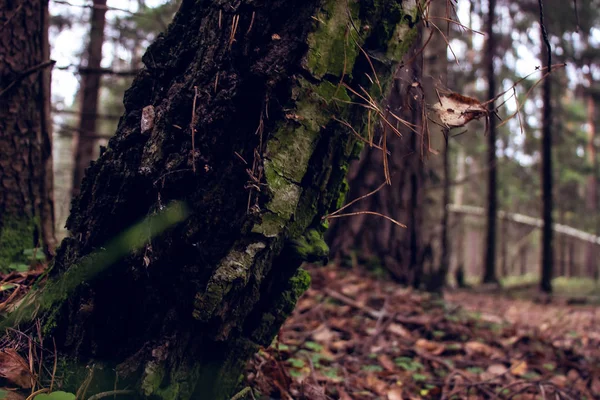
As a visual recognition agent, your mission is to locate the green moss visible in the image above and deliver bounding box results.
[263,161,301,216]
[0,216,37,271]
[350,140,365,160]
[251,268,310,344]
[386,18,419,61]
[289,268,311,298]
[289,229,329,263]
[306,0,361,78]
[313,80,351,104]
[335,178,350,210]
[142,362,166,397]
[251,212,285,238]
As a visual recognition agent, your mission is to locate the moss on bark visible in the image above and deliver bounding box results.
[0,216,38,270]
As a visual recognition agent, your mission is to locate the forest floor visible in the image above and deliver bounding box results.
[246,264,600,400]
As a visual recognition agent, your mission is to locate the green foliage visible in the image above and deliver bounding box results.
[34,391,76,400]
[361,364,383,372]
[394,357,423,371]
[304,341,323,352]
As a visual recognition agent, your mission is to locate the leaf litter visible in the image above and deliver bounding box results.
[246,264,600,399]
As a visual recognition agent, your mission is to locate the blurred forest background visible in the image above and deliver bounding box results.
[48,0,600,297]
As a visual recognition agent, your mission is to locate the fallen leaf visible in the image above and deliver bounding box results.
[415,339,445,355]
[338,387,353,400]
[465,341,503,359]
[0,389,26,400]
[486,363,508,375]
[387,323,412,339]
[590,378,600,395]
[366,374,388,395]
[312,327,337,343]
[0,350,32,389]
[510,360,528,377]
[377,354,395,372]
[387,387,403,400]
[301,383,327,400]
[549,375,568,388]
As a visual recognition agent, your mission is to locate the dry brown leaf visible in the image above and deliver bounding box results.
[301,383,327,400]
[0,391,27,400]
[590,377,600,394]
[387,323,412,339]
[338,386,353,400]
[415,339,445,355]
[377,354,395,372]
[549,375,568,388]
[486,363,508,375]
[509,360,528,376]
[0,350,32,389]
[312,327,337,343]
[366,374,388,395]
[387,387,403,400]
[465,341,503,359]
[567,369,581,382]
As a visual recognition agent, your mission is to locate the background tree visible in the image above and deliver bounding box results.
[71,0,107,197]
[0,0,56,267]
[482,0,499,285]
[539,2,554,294]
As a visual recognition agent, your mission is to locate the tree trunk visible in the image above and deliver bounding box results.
[482,0,498,284]
[453,148,467,287]
[6,1,413,399]
[328,1,453,290]
[540,18,554,294]
[0,0,56,267]
[423,0,450,292]
[72,0,107,197]
[584,83,598,279]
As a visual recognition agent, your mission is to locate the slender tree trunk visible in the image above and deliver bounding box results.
[0,0,56,267]
[540,20,553,294]
[423,0,449,292]
[5,1,413,399]
[584,84,598,279]
[482,0,498,284]
[454,148,467,287]
[72,0,107,197]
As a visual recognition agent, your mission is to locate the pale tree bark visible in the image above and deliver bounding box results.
[0,0,56,267]
[72,0,107,197]
[4,1,415,399]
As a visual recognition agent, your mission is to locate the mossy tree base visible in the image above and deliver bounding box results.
[6,0,413,398]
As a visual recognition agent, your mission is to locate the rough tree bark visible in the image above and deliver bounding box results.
[482,0,499,284]
[0,0,56,267]
[72,0,108,197]
[5,1,414,399]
